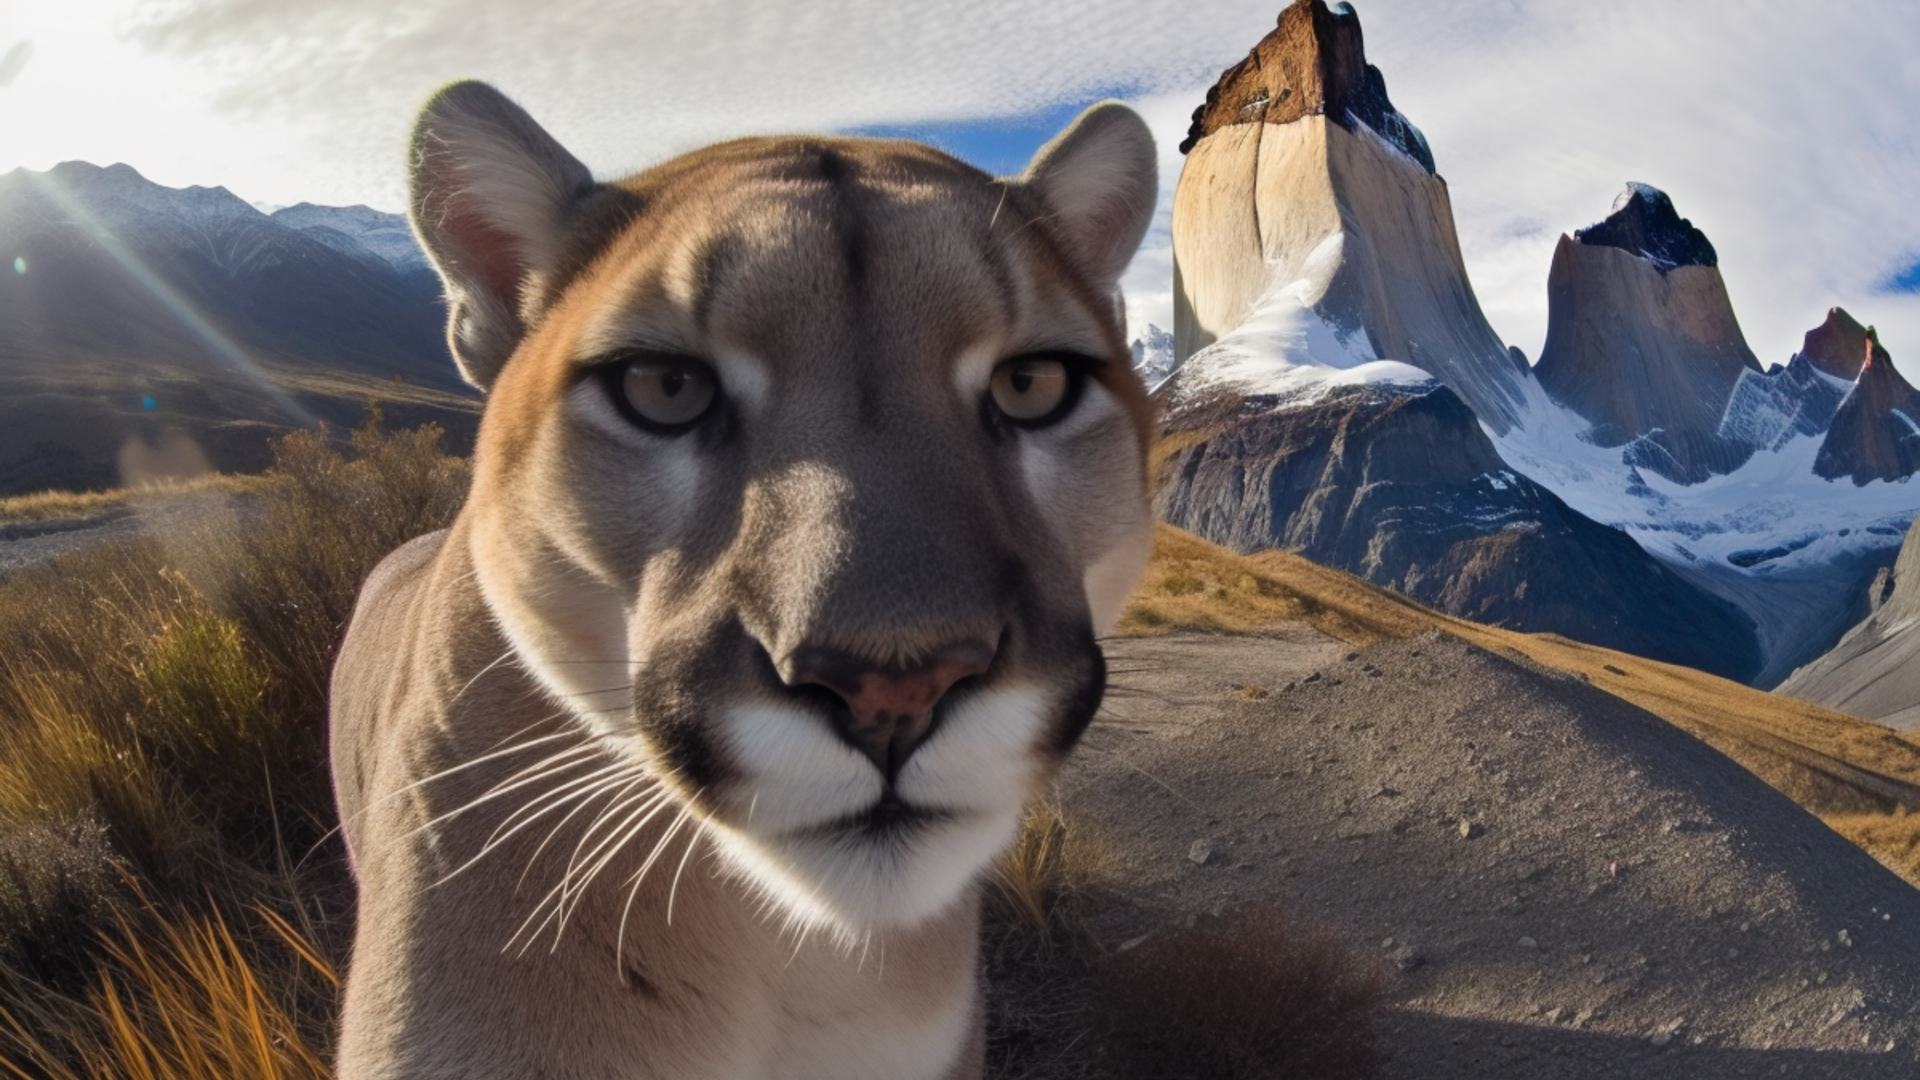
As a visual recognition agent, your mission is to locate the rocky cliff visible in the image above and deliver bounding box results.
[1814,329,1920,485]
[1170,0,1528,434]
[1778,514,1920,729]
[1533,184,1764,484]
[1155,382,1762,681]
[1799,306,1872,381]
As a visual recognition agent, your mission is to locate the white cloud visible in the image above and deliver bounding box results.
[3,0,1918,378]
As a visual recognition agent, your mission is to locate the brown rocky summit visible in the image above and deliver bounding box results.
[1799,305,1872,381]
[1180,0,1433,172]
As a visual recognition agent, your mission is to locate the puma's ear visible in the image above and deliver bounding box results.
[409,80,595,390]
[1015,102,1158,287]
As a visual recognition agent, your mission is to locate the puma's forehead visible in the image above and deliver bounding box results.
[546,137,1131,384]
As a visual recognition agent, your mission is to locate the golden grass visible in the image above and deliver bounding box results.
[987,800,1108,948]
[1122,525,1920,829]
[0,476,267,528]
[1825,810,1920,889]
[0,898,335,1080]
[1118,526,1428,643]
[0,419,468,1076]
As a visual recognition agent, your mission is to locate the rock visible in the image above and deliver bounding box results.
[1778,513,1920,730]
[1458,820,1485,841]
[1800,306,1873,381]
[1533,184,1764,485]
[1167,0,1527,433]
[1187,840,1214,865]
[1814,328,1920,485]
[1179,0,1432,173]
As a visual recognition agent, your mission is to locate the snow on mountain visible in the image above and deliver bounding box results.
[1495,395,1916,580]
[1716,357,1851,454]
[1169,0,1530,434]
[271,203,429,273]
[1128,324,1178,389]
[1166,248,1432,406]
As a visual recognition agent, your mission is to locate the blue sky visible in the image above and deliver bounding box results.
[850,97,1132,178]
[2,0,1917,376]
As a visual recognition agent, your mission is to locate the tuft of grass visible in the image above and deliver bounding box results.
[0,894,336,1080]
[1089,905,1382,1080]
[981,802,1111,1080]
[985,800,1106,951]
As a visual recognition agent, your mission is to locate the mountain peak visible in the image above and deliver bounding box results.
[1179,0,1433,172]
[1814,327,1920,485]
[1573,183,1717,272]
[1798,306,1870,381]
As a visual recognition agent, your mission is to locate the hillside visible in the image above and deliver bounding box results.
[0,162,479,495]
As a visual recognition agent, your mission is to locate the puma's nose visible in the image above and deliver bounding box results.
[786,640,995,778]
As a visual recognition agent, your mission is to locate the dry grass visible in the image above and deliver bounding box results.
[1122,525,1920,830]
[0,418,468,1075]
[1118,526,1428,642]
[0,476,267,528]
[1825,810,1920,889]
[986,800,1108,949]
[0,896,337,1080]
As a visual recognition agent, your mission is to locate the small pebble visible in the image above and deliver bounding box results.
[1518,936,1539,950]
[1187,840,1213,865]
[1650,1031,1673,1048]
[1458,821,1485,840]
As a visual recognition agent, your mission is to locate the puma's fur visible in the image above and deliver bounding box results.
[329,81,1157,1079]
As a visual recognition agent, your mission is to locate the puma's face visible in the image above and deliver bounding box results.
[410,85,1157,937]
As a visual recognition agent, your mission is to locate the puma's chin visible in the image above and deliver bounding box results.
[704,686,1051,937]
[710,801,1024,937]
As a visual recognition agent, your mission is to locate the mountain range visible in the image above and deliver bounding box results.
[1149,0,1920,688]
[0,161,477,495]
[5,5,1914,696]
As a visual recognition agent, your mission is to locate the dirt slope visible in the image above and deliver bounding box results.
[1049,631,1920,1077]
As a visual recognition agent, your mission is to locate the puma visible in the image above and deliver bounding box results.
[329,80,1157,1078]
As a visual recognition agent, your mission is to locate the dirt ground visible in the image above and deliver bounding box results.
[1017,629,1920,1079]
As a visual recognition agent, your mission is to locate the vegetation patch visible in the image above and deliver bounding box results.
[0,419,467,1075]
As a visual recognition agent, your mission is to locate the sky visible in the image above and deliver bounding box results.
[3,0,1919,379]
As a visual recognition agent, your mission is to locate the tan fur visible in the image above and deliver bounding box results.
[331,81,1156,1079]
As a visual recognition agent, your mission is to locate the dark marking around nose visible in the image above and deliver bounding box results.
[786,640,995,778]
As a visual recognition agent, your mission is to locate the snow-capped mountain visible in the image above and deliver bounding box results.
[1157,0,1762,680]
[1532,184,1764,484]
[271,202,433,273]
[1170,0,1530,434]
[0,161,474,494]
[1129,324,1177,387]
[1158,0,1920,686]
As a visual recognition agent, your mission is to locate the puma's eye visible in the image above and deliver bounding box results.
[988,355,1079,426]
[612,356,719,432]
